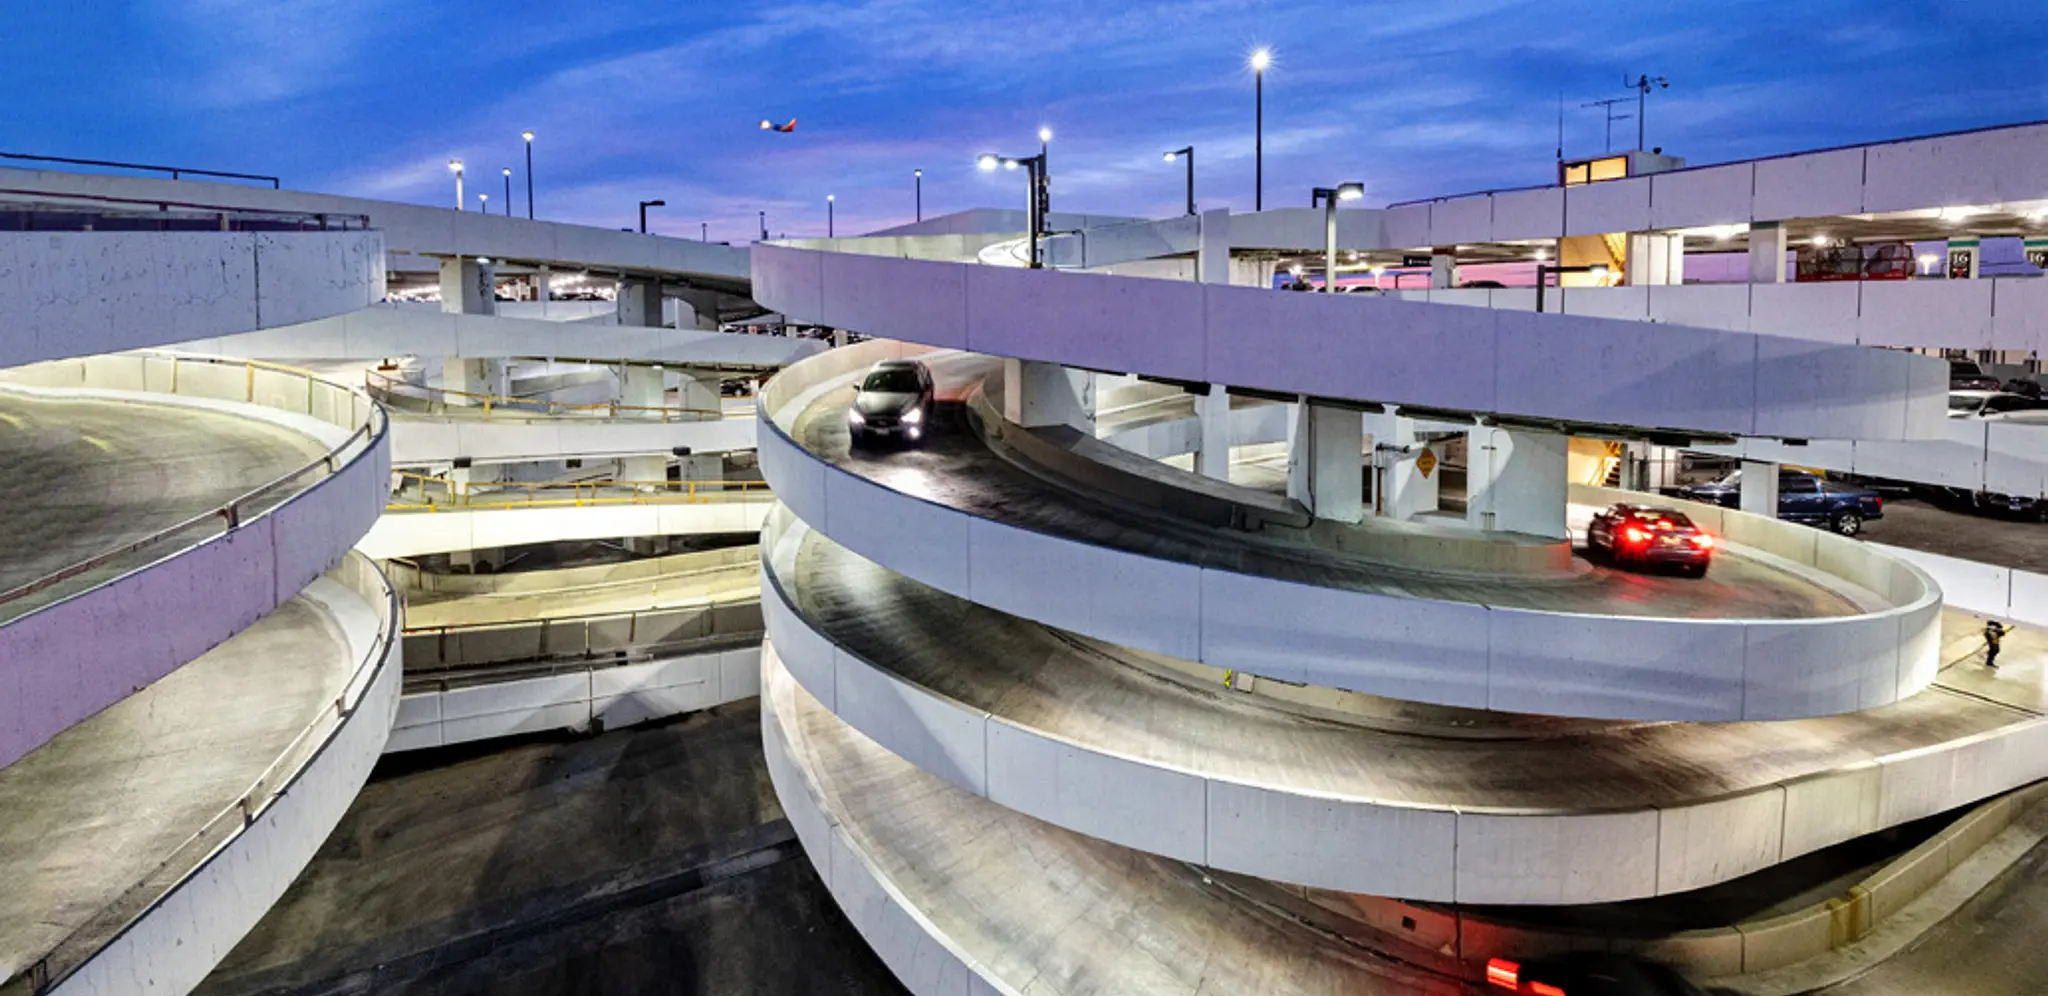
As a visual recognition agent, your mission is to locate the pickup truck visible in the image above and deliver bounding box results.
[1677,469,1883,536]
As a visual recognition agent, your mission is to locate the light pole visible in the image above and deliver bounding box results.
[914,169,923,223]
[759,210,767,241]
[1163,146,1195,216]
[979,152,1047,268]
[1036,127,1052,236]
[702,222,709,242]
[448,160,464,211]
[1250,48,1270,211]
[639,199,665,234]
[501,168,512,216]
[479,192,489,214]
[521,131,535,219]
[1310,183,1365,293]
[827,194,836,238]
[1627,74,1669,151]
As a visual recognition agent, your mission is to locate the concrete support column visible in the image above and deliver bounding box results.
[1196,208,1231,286]
[676,288,723,330]
[1748,222,1789,283]
[1465,427,1568,539]
[1194,384,1230,481]
[1365,412,1438,521]
[1232,256,1277,288]
[677,370,721,418]
[617,276,664,327]
[1430,252,1458,289]
[535,265,552,310]
[619,454,667,488]
[618,362,663,418]
[1286,401,1364,524]
[443,357,508,407]
[1002,358,1095,432]
[831,328,849,348]
[439,257,496,316]
[1740,460,1780,518]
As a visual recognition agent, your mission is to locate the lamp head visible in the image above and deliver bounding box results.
[827,194,835,202]
[448,159,463,174]
[521,130,534,142]
[915,169,923,177]
[1250,47,1271,72]
[502,167,511,176]
[1163,151,1176,162]
[1038,126,1052,143]
[976,153,1000,172]
[1336,182,1365,201]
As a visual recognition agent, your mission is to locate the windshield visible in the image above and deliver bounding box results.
[1949,393,1990,415]
[860,368,922,394]
[1633,509,1695,530]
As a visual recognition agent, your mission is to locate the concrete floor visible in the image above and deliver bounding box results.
[0,392,327,621]
[765,653,1476,996]
[1868,497,2048,573]
[789,356,1867,621]
[196,702,904,996]
[403,562,760,629]
[780,524,2043,815]
[0,593,352,986]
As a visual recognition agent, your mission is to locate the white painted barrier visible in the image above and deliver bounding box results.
[42,553,399,996]
[359,499,772,559]
[388,412,757,466]
[0,353,389,769]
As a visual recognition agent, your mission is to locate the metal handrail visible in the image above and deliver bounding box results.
[0,354,386,611]
[0,187,367,229]
[0,151,281,188]
[362,368,737,421]
[385,471,772,512]
[15,558,397,995]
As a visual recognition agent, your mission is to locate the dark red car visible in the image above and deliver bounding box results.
[1586,503,1714,577]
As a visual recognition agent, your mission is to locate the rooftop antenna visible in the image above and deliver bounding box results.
[1555,90,1564,163]
[1626,73,1670,151]
[1581,97,1632,154]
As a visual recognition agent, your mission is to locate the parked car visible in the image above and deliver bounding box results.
[846,358,935,445]
[1947,390,2048,420]
[1950,359,2002,391]
[1679,468,1883,536]
[1488,954,1711,995]
[1586,503,1715,577]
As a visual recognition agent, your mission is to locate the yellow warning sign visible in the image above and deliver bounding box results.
[1416,447,1437,479]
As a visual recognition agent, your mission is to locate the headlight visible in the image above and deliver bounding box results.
[902,407,924,425]
[847,408,865,425]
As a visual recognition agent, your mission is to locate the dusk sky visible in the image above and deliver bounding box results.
[7,1,2044,239]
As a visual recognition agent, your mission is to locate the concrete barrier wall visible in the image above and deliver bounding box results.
[1870,543,2048,628]
[1099,401,1291,459]
[0,166,747,282]
[761,511,2040,905]
[753,244,1948,443]
[392,544,756,596]
[1693,418,2048,501]
[46,553,400,996]
[0,353,389,769]
[0,229,384,368]
[359,499,771,559]
[402,599,762,669]
[757,648,995,996]
[184,303,825,366]
[387,645,760,752]
[389,412,756,466]
[762,348,1942,723]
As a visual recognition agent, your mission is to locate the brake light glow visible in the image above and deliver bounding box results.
[1624,527,1647,545]
[1532,984,1567,996]
[1485,958,1519,989]
[1691,534,1714,549]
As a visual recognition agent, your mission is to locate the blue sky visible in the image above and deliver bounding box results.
[6,1,2043,239]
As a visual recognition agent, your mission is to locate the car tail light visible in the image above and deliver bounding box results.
[1532,984,1567,996]
[1624,527,1647,545]
[1485,958,1520,989]
[1691,534,1714,549]
[1875,496,1883,511]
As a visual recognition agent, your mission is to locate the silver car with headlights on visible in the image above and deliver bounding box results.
[847,359,935,446]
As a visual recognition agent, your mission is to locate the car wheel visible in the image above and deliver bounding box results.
[1831,511,1862,537]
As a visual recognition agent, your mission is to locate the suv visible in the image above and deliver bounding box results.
[846,359,935,445]
[1950,359,2002,391]
[1679,468,1883,536]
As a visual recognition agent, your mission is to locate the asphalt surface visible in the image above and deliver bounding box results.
[197,701,904,996]
[786,356,1868,621]
[0,593,351,988]
[1867,497,2048,574]
[403,562,760,629]
[0,392,328,620]
[776,524,2036,818]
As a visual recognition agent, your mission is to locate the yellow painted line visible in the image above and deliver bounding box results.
[80,434,114,453]
[0,413,24,430]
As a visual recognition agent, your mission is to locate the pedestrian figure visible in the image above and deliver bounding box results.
[1985,619,2007,669]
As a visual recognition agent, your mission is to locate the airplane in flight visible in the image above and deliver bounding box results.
[760,118,797,133]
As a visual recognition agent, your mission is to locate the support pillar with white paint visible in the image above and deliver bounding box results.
[1465,427,1568,539]
[1287,401,1364,524]
[1002,358,1095,433]
[1740,460,1780,518]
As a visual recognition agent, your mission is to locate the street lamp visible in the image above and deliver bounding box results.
[759,210,767,241]
[1250,47,1271,211]
[501,168,512,217]
[1037,127,1053,233]
[979,151,1048,268]
[1163,146,1195,216]
[479,192,489,214]
[1309,183,1364,293]
[828,194,836,238]
[914,169,923,223]
[521,131,535,219]
[639,199,665,234]
[448,159,464,211]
